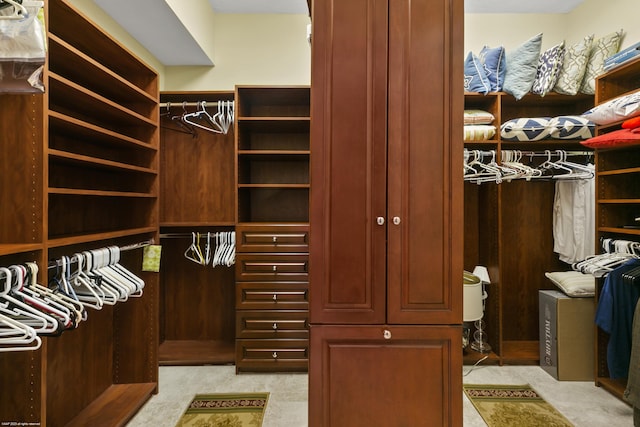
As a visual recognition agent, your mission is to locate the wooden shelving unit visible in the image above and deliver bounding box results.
[0,0,160,425]
[592,57,640,400]
[463,91,594,365]
[158,91,237,366]
[234,86,310,372]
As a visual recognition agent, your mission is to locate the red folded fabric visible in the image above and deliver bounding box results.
[581,127,640,148]
[622,116,640,129]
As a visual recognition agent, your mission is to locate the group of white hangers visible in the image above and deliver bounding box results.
[0,0,28,20]
[464,149,594,184]
[572,239,640,278]
[0,246,144,352]
[162,101,234,136]
[184,231,236,268]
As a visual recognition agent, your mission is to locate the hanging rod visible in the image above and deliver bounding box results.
[465,149,593,157]
[160,231,234,239]
[159,100,234,108]
[46,239,155,271]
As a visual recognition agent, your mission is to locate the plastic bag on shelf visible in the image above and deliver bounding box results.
[0,1,46,93]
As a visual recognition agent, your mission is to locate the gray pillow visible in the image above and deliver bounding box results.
[503,33,543,100]
[553,35,594,96]
[579,30,624,95]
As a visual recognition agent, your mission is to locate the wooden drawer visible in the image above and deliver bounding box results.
[236,224,309,253]
[236,282,309,310]
[235,253,308,282]
[236,339,309,372]
[236,310,309,339]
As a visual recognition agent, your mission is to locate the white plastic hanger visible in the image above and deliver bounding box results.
[0,0,28,20]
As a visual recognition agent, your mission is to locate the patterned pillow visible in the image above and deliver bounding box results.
[500,117,552,141]
[553,35,594,96]
[464,125,496,141]
[464,51,491,94]
[464,109,495,125]
[579,30,624,95]
[479,45,506,92]
[548,116,595,140]
[503,33,543,100]
[581,89,640,125]
[532,42,565,97]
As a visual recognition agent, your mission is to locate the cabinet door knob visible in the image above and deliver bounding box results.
[383,330,392,340]
[377,217,385,226]
[393,216,401,225]
[272,322,278,330]
[272,352,278,359]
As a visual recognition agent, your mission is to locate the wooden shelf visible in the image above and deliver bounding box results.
[48,34,157,109]
[49,188,156,198]
[500,340,540,365]
[49,111,157,152]
[595,377,628,401]
[598,226,640,236]
[159,340,235,366]
[47,227,157,248]
[65,383,157,427]
[49,149,157,175]
[0,244,42,256]
[238,150,310,155]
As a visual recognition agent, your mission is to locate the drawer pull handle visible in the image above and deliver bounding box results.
[272,323,278,330]
[272,294,278,301]
[273,236,278,243]
[272,352,278,359]
[272,265,277,272]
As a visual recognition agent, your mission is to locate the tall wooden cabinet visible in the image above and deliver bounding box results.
[309,0,464,425]
[592,57,640,399]
[0,0,160,425]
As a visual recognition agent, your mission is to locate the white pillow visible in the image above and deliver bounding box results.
[581,89,640,125]
[545,271,595,297]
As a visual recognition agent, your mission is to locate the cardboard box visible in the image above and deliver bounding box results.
[539,290,595,381]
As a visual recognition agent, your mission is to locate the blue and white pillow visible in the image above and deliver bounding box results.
[532,42,565,97]
[479,45,506,92]
[464,51,491,94]
[500,117,552,141]
[548,116,595,140]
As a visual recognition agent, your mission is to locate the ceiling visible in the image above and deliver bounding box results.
[91,0,586,67]
[207,0,586,15]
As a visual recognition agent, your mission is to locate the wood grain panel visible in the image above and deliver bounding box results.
[387,0,463,324]
[309,0,388,325]
[309,325,462,427]
[160,237,236,341]
[160,115,235,224]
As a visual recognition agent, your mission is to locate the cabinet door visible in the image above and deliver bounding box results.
[309,325,462,427]
[310,0,388,324]
[386,0,464,324]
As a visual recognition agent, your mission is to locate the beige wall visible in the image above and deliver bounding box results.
[68,0,636,91]
[163,13,311,91]
[465,0,638,55]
